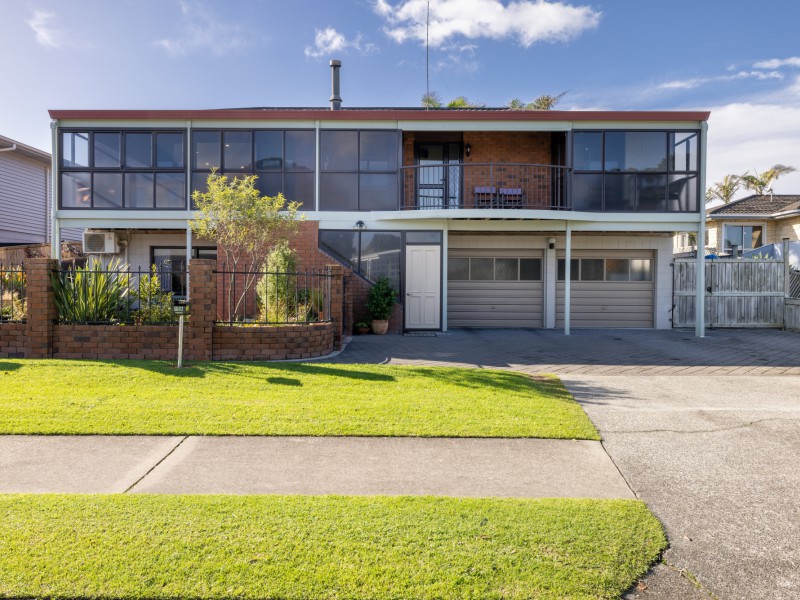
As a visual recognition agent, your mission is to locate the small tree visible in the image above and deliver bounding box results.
[191,171,302,322]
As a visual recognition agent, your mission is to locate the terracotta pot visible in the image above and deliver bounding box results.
[355,326,370,335]
[371,319,389,335]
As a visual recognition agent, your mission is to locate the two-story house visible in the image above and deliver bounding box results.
[48,62,709,335]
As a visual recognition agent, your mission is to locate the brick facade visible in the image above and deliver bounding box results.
[401,131,553,209]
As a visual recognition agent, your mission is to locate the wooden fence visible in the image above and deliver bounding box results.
[673,259,786,328]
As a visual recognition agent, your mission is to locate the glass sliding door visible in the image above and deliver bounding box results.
[416,143,461,209]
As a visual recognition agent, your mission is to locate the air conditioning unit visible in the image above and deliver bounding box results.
[82,231,119,254]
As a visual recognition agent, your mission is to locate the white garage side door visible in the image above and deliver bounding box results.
[405,245,441,329]
[448,250,544,328]
[556,251,655,328]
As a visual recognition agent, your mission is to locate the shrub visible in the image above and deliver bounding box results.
[366,277,397,321]
[257,242,298,323]
[51,258,131,323]
[131,265,176,324]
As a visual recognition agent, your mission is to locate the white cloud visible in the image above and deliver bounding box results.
[658,70,783,91]
[27,9,85,49]
[28,10,59,48]
[753,57,800,70]
[706,79,800,198]
[373,0,600,48]
[154,1,254,57]
[304,27,378,59]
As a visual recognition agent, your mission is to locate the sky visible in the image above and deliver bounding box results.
[2,0,800,199]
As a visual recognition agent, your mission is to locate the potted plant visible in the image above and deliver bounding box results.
[354,320,371,335]
[366,277,397,335]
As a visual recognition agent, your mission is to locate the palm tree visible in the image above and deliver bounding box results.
[740,164,797,195]
[420,91,442,109]
[705,174,741,204]
[508,92,567,110]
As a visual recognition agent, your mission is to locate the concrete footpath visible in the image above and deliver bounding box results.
[0,435,633,499]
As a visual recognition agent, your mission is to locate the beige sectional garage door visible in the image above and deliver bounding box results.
[448,249,544,328]
[556,251,655,328]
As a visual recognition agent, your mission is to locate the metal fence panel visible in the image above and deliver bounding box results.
[0,264,27,323]
[215,267,333,325]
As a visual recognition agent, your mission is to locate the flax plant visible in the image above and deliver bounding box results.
[51,258,131,323]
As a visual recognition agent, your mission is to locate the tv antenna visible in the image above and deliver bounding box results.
[426,0,430,109]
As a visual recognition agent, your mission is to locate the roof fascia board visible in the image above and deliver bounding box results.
[574,121,703,130]
[398,120,572,132]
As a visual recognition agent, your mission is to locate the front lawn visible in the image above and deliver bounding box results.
[0,360,598,438]
[0,494,665,599]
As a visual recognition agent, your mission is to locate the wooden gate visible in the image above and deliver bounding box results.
[673,259,785,328]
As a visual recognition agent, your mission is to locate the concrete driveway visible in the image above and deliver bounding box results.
[330,328,800,599]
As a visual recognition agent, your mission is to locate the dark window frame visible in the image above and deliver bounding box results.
[191,128,316,209]
[556,257,654,282]
[59,128,186,210]
[319,129,401,211]
[572,129,701,213]
[446,257,543,282]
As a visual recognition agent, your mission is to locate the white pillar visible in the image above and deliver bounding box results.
[544,235,557,328]
[441,225,448,332]
[695,121,708,337]
[314,121,320,211]
[50,120,61,260]
[185,225,193,299]
[564,221,572,335]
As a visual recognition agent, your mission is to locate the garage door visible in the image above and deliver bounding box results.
[448,250,544,327]
[556,251,654,328]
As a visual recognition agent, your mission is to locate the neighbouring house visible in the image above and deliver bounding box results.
[0,133,81,262]
[48,61,710,334]
[675,194,800,257]
[706,194,800,255]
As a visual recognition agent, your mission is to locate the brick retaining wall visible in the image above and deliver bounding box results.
[0,323,26,358]
[0,257,343,362]
[213,322,334,361]
[53,325,178,360]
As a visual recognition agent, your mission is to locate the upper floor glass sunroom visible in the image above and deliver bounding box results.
[52,108,708,216]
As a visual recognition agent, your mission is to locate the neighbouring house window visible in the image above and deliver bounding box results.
[572,130,699,213]
[319,130,400,211]
[447,257,542,282]
[724,225,763,252]
[557,258,653,281]
[60,130,186,209]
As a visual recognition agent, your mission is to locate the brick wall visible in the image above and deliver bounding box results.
[53,325,178,360]
[0,257,344,361]
[0,323,26,358]
[213,323,334,361]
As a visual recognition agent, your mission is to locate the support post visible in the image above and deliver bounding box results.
[695,121,708,338]
[441,225,448,332]
[564,221,572,335]
[50,120,60,260]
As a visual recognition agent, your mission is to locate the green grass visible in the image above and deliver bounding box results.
[0,360,598,438]
[0,494,666,599]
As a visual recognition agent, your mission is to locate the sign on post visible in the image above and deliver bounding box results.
[173,296,190,368]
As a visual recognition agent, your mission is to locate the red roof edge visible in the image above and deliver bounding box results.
[48,108,711,122]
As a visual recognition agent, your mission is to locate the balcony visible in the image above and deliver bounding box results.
[400,163,570,211]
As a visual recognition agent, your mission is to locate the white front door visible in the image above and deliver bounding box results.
[405,245,441,329]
